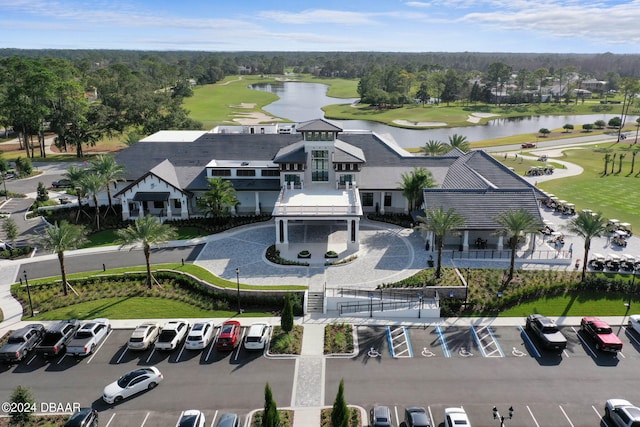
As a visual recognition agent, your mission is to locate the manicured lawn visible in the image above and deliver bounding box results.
[29,297,272,320]
[292,75,359,98]
[499,292,638,317]
[183,75,282,129]
[536,145,640,231]
[85,226,207,247]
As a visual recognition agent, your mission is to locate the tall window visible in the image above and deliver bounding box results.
[284,174,300,184]
[339,174,353,185]
[362,192,373,206]
[311,150,329,182]
[384,192,392,206]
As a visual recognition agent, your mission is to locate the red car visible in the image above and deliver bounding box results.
[215,320,241,350]
[521,142,537,148]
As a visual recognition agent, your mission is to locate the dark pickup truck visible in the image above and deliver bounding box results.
[0,324,45,364]
[526,314,567,351]
[35,320,80,358]
[581,317,624,352]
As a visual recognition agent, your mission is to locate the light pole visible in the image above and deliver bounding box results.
[418,292,423,319]
[369,292,374,318]
[23,270,34,318]
[1,172,7,201]
[493,406,514,427]
[235,267,241,314]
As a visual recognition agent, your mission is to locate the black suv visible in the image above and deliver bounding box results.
[64,408,98,427]
[526,314,568,351]
[405,406,432,427]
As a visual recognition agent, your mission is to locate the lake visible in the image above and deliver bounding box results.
[251,82,636,149]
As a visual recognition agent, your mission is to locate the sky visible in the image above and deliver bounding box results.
[1,0,640,53]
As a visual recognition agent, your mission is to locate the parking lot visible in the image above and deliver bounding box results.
[0,325,294,427]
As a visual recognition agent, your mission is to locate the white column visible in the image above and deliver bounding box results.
[354,217,360,248]
[166,200,172,220]
[283,219,289,244]
[404,197,409,214]
[139,201,144,217]
[427,231,433,251]
[121,198,130,220]
[463,230,469,251]
[347,219,352,242]
[379,191,385,214]
[497,235,504,251]
[254,192,261,215]
[180,196,188,218]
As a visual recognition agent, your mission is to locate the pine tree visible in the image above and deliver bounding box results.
[9,385,35,425]
[36,181,49,203]
[262,382,280,427]
[281,293,293,333]
[331,379,349,427]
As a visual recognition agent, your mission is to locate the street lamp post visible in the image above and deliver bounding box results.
[492,406,514,427]
[23,270,34,318]
[1,172,7,201]
[418,293,423,319]
[235,267,241,314]
[369,292,374,318]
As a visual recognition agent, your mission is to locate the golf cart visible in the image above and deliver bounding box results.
[545,196,559,209]
[605,254,622,271]
[540,220,555,236]
[562,203,576,216]
[555,200,568,213]
[619,222,632,236]
[589,253,606,271]
[612,230,628,247]
[606,219,620,233]
[621,254,636,272]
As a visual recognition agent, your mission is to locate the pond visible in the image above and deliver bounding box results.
[251,82,636,149]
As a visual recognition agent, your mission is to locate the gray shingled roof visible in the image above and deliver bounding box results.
[442,151,532,190]
[334,140,365,163]
[296,119,343,132]
[273,140,306,163]
[422,188,542,229]
[150,159,180,190]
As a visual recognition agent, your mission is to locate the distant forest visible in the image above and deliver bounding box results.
[2,49,640,79]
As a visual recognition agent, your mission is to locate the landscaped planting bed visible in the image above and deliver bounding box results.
[324,323,354,355]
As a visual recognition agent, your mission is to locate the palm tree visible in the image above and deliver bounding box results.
[494,209,542,285]
[566,211,608,281]
[400,168,436,212]
[617,153,626,174]
[90,154,124,215]
[196,178,239,217]
[64,165,88,210]
[38,221,88,296]
[448,134,470,152]
[80,171,105,230]
[603,153,611,175]
[630,150,638,175]
[115,215,178,288]
[423,139,447,156]
[416,207,466,279]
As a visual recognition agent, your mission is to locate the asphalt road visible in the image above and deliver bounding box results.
[1,322,639,426]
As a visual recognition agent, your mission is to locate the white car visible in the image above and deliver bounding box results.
[185,321,215,350]
[444,407,471,427]
[629,315,640,335]
[155,320,190,351]
[176,409,206,427]
[244,322,270,351]
[102,366,163,404]
[127,322,161,351]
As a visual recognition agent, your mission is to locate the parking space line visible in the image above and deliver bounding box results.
[526,405,540,427]
[518,326,541,358]
[233,329,246,362]
[428,406,434,425]
[26,354,37,365]
[571,326,598,358]
[625,326,640,346]
[387,326,412,358]
[205,328,221,362]
[86,329,113,364]
[559,405,575,427]
[140,411,151,426]
[470,327,487,357]
[145,348,156,364]
[393,406,400,427]
[209,409,218,427]
[175,340,187,362]
[56,354,67,365]
[105,413,116,427]
[434,325,451,358]
[592,405,608,425]
[115,346,128,364]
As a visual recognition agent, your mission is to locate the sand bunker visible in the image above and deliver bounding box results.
[230,111,283,125]
[393,119,446,127]
[467,112,500,123]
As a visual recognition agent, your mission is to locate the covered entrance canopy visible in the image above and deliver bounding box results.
[272,184,363,253]
[132,192,170,202]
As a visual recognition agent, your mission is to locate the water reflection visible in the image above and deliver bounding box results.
[251,82,635,148]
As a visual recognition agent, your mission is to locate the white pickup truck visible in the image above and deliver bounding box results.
[66,318,111,357]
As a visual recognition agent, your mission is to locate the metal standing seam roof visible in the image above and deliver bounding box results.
[422,188,543,229]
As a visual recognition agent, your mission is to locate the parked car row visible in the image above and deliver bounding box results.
[126,319,269,353]
[65,406,241,427]
[371,404,471,427]
[526,314,624,353]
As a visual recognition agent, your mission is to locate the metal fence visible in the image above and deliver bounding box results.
[448,249,570,260]
[338,300,417,316]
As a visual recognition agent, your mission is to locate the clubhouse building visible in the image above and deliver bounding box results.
[113,119,543,253]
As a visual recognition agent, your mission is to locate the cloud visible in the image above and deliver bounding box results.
[258,9,376,25]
